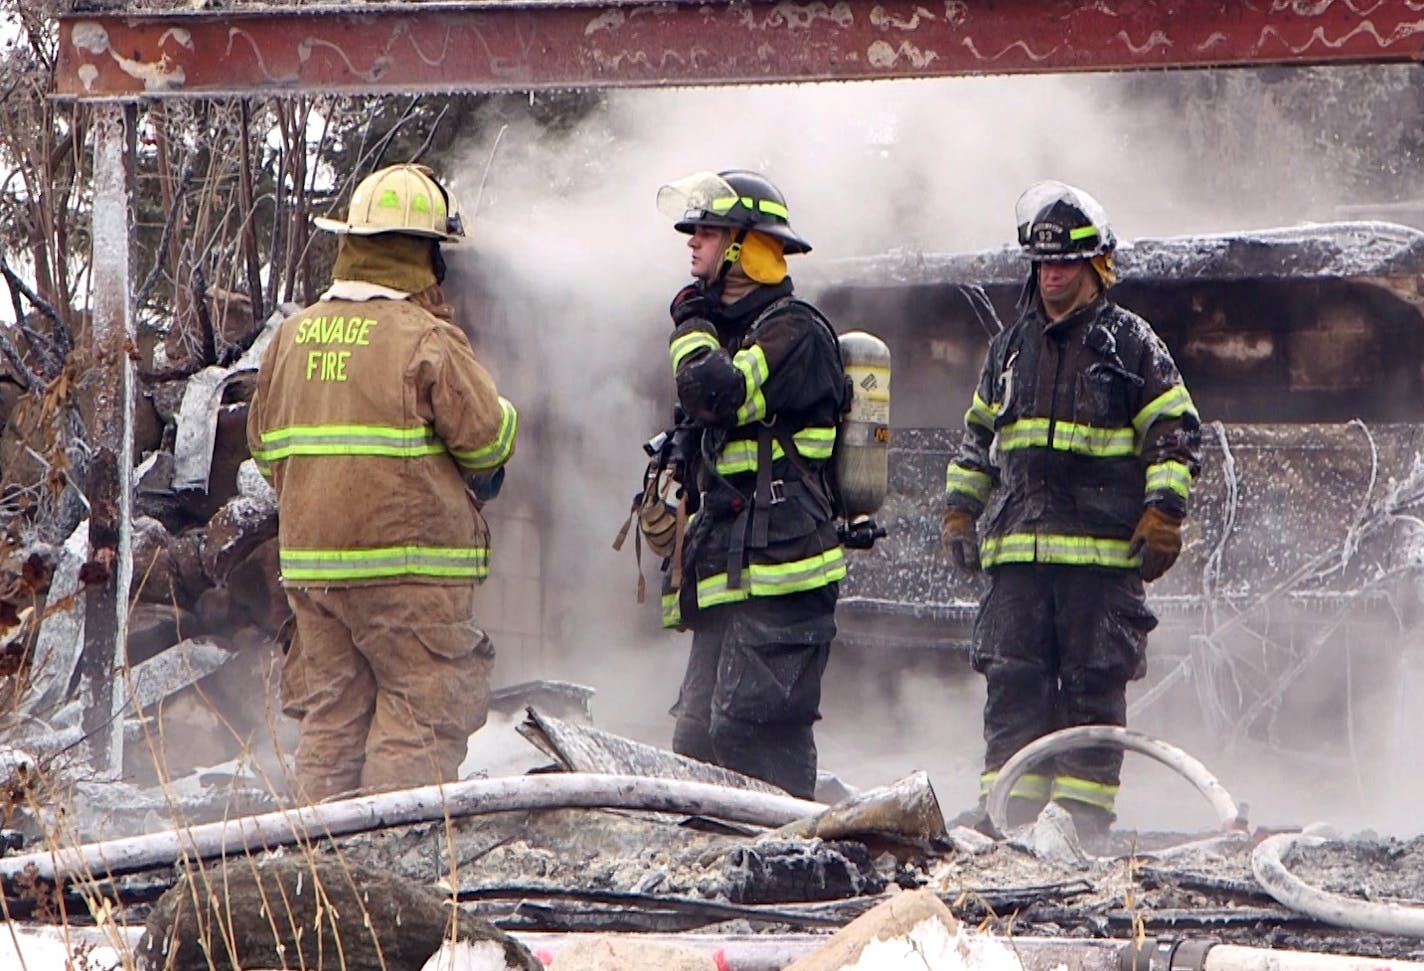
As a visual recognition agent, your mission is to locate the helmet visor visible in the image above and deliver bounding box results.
[1015,180,1073,246]
[657,171,740,225]
[1017,182,1113,260]
[1017,182,1110,242]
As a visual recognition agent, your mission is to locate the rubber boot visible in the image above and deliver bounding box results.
[1053,798,1114,838]
[1006,796,1047,828]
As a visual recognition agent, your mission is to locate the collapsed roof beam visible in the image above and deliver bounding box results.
[56,0,1424,101]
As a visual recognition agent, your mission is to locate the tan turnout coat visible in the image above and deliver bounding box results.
[247,287,517,587]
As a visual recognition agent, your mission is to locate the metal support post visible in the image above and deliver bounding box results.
[79,102,136,777]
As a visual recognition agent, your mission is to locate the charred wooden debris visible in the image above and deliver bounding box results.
[2,712,1424,968]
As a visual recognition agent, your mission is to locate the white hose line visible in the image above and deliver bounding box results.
[1252,831,1424,937]
[984,725,1244,836]
[1208,945,1424,971]
[0,773,824,884]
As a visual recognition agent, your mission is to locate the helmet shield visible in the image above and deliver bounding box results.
[657,171,739,226]
[1017,182,1114,261]
[1015,180,1073,247]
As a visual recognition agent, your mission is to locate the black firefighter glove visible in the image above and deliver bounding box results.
[670,284,713,327]
[941,508,981,572]
[466,467,506,503]
[1129,505,1183,582]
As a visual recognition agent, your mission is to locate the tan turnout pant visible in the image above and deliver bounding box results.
[280,583,494,802]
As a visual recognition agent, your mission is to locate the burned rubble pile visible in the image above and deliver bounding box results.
[2,708,1423,967]
[332,810,1424,960]
[0,291,295,794]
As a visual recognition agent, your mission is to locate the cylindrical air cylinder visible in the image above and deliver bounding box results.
[835,330,891,518]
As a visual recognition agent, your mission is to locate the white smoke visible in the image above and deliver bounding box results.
[438,71,1424,833]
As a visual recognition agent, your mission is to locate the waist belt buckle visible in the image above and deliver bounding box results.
[768,479,786,505]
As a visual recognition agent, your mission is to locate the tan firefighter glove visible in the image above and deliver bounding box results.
[941,508,981,572]
[1129,505,1183,582]
[638,467,680,559]
[612,465,686,604]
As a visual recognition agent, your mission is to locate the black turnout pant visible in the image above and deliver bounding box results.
[671,587,835,800]
[972,563,1156,813]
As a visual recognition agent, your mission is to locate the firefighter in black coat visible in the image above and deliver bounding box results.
[653,170,848,799]
[943,182,1203,835]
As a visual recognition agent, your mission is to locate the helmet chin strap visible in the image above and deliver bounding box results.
[1016,265,1037,313]
[431,240,446,285]
[704,226,750,303]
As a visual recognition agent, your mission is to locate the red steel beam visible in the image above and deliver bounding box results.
[55,1,1424,101]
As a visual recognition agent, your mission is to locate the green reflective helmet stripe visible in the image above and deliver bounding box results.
[709,195,791,220]
[1069,225,1099,241]
[376,187,435,214]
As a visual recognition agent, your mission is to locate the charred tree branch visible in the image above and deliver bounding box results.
[0,253,66,379]
[0,330,38,391]
[187,248,217,365]
[237,99,264,324]
[133,155,195,314]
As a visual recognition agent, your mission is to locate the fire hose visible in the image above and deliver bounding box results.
[1252,830,1424,937]
[984,725,1246,837]
[985,727,1424,937]
[0,774,823,884]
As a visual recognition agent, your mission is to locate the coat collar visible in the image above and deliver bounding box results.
[715,277,795,336]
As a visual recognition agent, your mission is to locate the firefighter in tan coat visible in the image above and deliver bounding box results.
[247,164,518,801]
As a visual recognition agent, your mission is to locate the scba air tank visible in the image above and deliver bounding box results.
[835,331,891,518]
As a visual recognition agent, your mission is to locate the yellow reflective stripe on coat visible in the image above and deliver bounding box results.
[732,344,770,424]
[980,770,1051,802]
[1132,384,1198,437]
[945,464,993,504]
[1050,775,1119,811]
[714,426,836,475]
[670,330,719,370]
[996,417,1136,458]
[254,424,447,463]
[981,532,1136,569]
[280,544,490,581]
[661,590,682,629]
[1145,459,1192,501]
[450,396,518,471]
[695,546,847,608]
[966,392,999,431]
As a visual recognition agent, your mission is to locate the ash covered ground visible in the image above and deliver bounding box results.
[311,799,1424,960]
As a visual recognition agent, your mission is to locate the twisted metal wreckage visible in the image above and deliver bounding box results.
[2,1,1423,968]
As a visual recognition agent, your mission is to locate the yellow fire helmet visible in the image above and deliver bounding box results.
[315,163,464,243]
